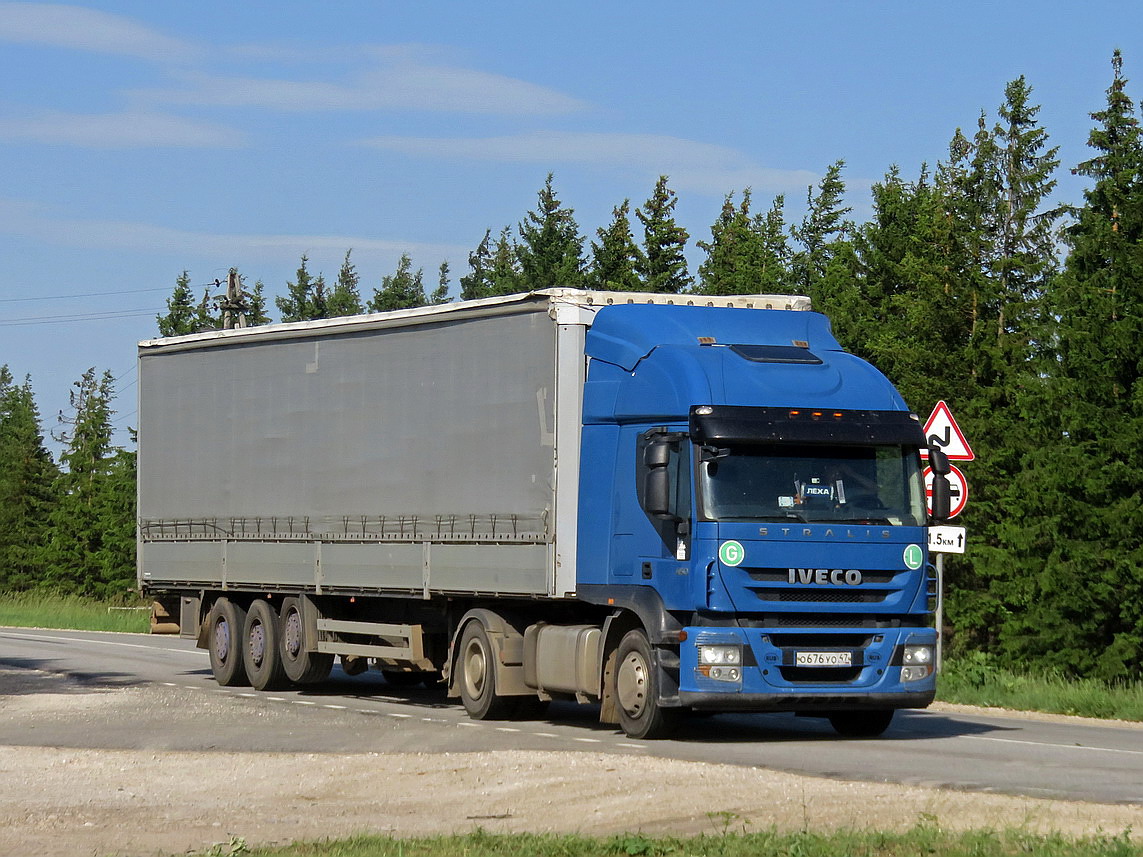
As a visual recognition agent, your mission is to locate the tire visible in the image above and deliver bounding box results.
[207,598,249,687]
[828,709,895,737]
[457,621,517,720]
[278,597,333,685]
[613,629,680,739]
[242,599,288,691]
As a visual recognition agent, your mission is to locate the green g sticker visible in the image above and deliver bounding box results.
[903,544,924,570]
[719,540,745,567]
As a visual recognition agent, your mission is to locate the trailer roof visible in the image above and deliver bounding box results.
[138,288,811,352]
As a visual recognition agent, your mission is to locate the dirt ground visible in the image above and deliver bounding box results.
[1,669,1141,857]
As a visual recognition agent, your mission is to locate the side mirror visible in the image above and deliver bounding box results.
[930,473,951,523]
[644,467,674,518]
[643,439,679,520]
[928,448,951,476]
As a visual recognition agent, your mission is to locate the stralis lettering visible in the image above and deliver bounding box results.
[788,568,863,585]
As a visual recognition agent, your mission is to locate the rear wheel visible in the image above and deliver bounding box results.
[614,630,680,739]
[828,709,894,737]
[278,597,333,685]
[243,599,288,691]
[457,621,517,720]
[207,598,249,687]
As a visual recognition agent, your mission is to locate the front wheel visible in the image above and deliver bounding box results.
[613,630,680,739]
[828,709,894,737]
[207,598,249,687]
[457,621,517,720]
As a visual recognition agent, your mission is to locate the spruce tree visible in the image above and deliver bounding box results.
[792,160,853,297]
[368,254,427,312]
[588,200,643,291]
[517,174,585,290]
[277,254,328,322]
[1002,51,1143,678]
[696,190,759,295]
[636,176,692,293]
[42,369,129,596]
[0,371,58,591]
[245,279,272,326]
[157,271,201,337]
[328,250,364,316]
[429,261,451,305]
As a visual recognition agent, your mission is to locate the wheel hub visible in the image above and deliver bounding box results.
[463,639,487,699]
[616,650,648,716]
[213,617,230,662]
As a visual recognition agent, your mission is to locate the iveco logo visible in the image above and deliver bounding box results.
[788,568,863,585]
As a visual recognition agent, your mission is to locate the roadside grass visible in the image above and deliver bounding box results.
[0,591,150,633]
[203,827,1141,857]
[938,652,1143,722]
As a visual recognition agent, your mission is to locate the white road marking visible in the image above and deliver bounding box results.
[0,630,204,656]
[963,735,1143,756]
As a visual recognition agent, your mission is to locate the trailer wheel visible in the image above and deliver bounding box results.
[458,621,517,720]
[828,709,894,738]
[278,597,333,685]
[207,598,249,687]
[613,629,679,739]
[242,600,288,691]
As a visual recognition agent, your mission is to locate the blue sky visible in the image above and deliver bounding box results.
[1,1,1141,450]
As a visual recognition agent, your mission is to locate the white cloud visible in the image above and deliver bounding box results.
[360,130,820,195]
[133,60,588,116]
[0,2,197,62]
[0,110,246,148]
[0,198,467,266]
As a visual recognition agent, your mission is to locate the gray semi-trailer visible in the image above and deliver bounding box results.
[139,288,941,739]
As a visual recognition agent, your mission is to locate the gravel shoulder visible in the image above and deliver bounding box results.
[1,668,1139,857]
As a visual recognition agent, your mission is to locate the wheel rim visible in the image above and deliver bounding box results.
[462,637,487,701]
[616,650,648,718]
[213,617,230,662]
[283,610,301,659]
[248,621,265,667]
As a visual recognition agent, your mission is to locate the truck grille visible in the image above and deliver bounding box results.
[754,589,889,604]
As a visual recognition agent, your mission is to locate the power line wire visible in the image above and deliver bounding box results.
[0,283,218,304]
[0,308,163,327]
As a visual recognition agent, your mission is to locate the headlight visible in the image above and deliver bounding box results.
[901,644,934,682]
[903,645,933,665]
[698,645,742,665]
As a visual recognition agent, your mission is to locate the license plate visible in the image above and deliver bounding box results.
[795,651,852,667]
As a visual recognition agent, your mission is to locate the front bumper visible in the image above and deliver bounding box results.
[675,625,937,712]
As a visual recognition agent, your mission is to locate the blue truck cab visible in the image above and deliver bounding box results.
[576,302,937,738]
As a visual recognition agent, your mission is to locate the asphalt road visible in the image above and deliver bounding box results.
[2,626,1142,806]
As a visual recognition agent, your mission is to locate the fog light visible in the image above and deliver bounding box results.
[701,665,742,683]
[902,665,933,682]
[698,645,742,666]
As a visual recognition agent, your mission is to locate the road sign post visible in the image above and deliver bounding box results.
[921,401,972,674]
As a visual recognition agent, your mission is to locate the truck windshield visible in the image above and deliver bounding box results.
[698,444,926,526]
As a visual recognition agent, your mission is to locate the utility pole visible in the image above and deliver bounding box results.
[220,269,249,329]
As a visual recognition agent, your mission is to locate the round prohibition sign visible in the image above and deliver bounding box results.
[924,463,968,519]
[719,540,746,567]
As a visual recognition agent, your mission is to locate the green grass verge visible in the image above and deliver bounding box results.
[200,827,1141,857]
[938,652,1143,722]
[0,591,150,633]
